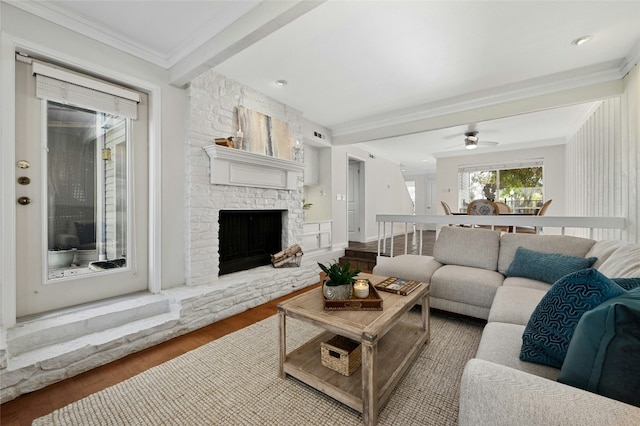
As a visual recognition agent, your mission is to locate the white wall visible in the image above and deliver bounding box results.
[436,145,566,216]
[331,145,414,246]
[566,63,640,243]
[404,173,437,216]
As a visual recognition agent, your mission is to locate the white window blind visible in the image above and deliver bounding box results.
[32,61,139,119]
[458,159,543,173]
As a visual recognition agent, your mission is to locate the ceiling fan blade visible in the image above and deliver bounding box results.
[479,141,499,146]
[443,124,478,140]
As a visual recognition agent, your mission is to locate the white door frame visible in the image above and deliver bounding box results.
[347,155,365,243]
[1,35,162,327]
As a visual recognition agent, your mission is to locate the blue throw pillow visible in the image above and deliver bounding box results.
[520,268,625,368]
[558,288,640,407]
[612,277,640,291]
[505,247,597,284]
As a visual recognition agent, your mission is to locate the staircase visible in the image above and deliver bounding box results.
[339,231,437,272]
[339,249,384,272]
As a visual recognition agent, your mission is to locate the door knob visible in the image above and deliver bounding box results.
[17,196,31,205]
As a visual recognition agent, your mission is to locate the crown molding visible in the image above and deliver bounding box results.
[621,39,640,77]
[5,0,258,69]
[7,0,169,66]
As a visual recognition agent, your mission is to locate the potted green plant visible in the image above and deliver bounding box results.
[318,260,361,300]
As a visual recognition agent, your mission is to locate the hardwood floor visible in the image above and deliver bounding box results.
[348,230,436,256]
[0,283,320,426]
[0,233,436,425]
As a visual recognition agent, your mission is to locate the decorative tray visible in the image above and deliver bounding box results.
[323,282,383,311]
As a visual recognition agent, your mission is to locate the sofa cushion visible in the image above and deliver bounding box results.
[371,254,442,284]
[558,289,640,407]
[433,227,500,271]
[431,264,504,309]
[488,286,547,325]
[502,276,552,291]
[597,244,640,278]
[611,277,640,291]
[505,247,597,284]
[498,234,596,274]
[586,240,629,269]
[476,322,559,380]
[520,268,626,368]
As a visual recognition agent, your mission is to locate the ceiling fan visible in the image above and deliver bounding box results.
[443,129,499,151]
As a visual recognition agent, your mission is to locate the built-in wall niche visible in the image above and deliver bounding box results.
[303,145,332,222]
[304,145,319,185]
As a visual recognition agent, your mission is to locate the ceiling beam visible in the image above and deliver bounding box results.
[169,0,326,88]
[331,79,624,146]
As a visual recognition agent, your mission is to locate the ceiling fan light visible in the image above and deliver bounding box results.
[465,139,478,150]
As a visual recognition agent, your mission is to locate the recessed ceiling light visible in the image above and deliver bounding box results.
[572,36,592,46]
[275,80,288,86]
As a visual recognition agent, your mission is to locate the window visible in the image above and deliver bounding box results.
[47,102,130,279]
[32,60,139,280]
[458,161,544,213]
[405,180,416,213]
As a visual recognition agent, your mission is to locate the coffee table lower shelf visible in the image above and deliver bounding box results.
[282,319,429,414]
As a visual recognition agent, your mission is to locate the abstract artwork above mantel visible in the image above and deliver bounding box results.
[238,106,292,160]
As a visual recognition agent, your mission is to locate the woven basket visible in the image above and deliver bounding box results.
[320,335,362,376]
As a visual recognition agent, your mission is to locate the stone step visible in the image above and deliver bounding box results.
[339,250,382,272]
[7,293,171,357]
[343,249,377,261]
[3,309,180,372]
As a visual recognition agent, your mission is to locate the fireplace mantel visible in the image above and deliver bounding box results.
[204,145,304,190]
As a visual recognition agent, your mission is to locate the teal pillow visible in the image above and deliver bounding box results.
[520,268,625,368]
[505,247,597,284]
[558,288,640,407]
[612,277,640,291]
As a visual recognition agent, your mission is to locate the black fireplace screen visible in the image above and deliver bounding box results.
[218,210,283,275]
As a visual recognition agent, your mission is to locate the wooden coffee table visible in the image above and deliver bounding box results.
[277,273,430,425]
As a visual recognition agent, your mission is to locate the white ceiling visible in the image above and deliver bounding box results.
[10,0,640,174]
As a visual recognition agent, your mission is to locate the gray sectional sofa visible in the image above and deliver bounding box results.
[372,226,640,425]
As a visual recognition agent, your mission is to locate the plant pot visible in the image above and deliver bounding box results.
[48,248,77,268]
[322,281,353,300]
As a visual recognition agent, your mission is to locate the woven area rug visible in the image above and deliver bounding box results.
[34,309,483,425]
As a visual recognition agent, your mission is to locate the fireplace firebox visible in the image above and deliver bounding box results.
[218,210,284,275]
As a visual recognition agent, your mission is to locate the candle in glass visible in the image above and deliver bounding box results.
[353,280,370,298]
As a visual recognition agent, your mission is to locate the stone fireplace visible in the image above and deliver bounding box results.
[185,70,315,290]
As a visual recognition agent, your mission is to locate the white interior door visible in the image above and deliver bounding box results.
[423,178,438,231]
[15,59,149,317]
[348,160,363,242]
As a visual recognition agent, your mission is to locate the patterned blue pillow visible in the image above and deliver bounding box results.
[505,247,597,284]
[612,277,640,291]
[520,268,625,368]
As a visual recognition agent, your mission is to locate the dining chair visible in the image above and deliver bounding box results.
[467,199,499,229]
[493,201,512,233]
[516,199,553,234]
[493,201,512,214]
[441,201,453,215]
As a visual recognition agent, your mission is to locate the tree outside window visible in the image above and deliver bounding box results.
[459,164,544,213]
